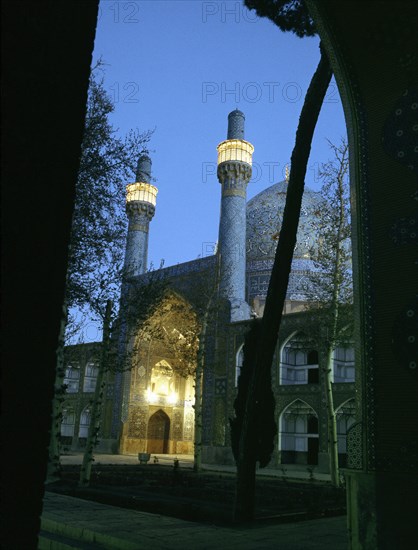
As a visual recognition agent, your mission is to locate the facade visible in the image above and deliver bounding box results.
[61,342,117,453]
[63,110,355,472]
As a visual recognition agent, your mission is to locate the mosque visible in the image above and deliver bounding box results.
[62,109,355,472]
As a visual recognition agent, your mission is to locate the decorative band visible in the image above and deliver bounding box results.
[222,189,246,198]
[130,224,149,232]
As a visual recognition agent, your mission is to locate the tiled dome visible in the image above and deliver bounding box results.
[246,180,322,262]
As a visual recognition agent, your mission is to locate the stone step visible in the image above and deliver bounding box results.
[39,518,138,550]
[38,529,105,549]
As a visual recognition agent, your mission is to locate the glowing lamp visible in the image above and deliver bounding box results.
[146,388,157,403]
[167,392,178,405]
[217,139,254,166]
[126,182,158,206]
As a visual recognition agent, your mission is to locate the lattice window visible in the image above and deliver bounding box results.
[61,408,75,437]
[333,346,355,382]
[83,362,99,392]
[78,408,91,438]
[280,401,319,452]
[336,399,356,453]
[63,365,80,393]
[235,345,244,387]
[280,334,318,386]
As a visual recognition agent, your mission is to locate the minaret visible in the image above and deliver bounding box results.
[217,109,254,321]
[124,154,158,277]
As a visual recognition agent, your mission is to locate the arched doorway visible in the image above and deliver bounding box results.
[280,332,319,385]
[147,410,170,454]
[279,400,319,465]
[60,406,75,447]
[78,406,91,447]
[336,399,356,467]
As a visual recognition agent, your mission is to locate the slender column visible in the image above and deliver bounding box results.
[217,109,254,322]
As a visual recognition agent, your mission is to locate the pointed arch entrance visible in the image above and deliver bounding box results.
[279,400,319,465]
[279,332,319,385]
[336,398,356,467]
[147,409,170,454]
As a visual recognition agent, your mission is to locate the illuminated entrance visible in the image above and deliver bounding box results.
[147,409,170,454]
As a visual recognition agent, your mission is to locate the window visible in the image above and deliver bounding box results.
[295,369,306,382]
[78,408,91,438]
[61,408,75,437]
[336,399,356,453]
[279,401,319,464]
[333,346,355,382]
[280,334,319,386]
[307,350,318,365]
[150,360,174,397]
[235,346,244,387]
[83,362,99,392]
[285,368,295,382]
[295,416,306,434]
[63,364,80,393]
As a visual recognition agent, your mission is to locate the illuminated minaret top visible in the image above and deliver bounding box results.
[124,154,158,277]
[217,109,254,322]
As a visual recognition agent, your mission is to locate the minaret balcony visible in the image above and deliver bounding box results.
[126,181,158,206]
[217,139,254,166]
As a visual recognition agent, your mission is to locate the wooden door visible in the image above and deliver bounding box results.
[147,410,170,454]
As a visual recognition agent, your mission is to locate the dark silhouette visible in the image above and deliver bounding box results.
[233,0,332,521]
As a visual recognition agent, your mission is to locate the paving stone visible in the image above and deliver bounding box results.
[41,491,347,550]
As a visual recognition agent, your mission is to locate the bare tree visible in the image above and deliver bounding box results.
[46,62,153,483]
[231,0,333,521]
[78,300,113,486]
[304,138,352,487]
[77,271,169,487]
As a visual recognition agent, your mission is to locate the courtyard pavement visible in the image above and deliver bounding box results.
[40,492,347,550]
[60,452,332,482]
[39,453,347,549]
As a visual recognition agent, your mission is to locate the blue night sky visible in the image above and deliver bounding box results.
[93,0,347,269]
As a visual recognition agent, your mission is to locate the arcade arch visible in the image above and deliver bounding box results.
[60,406,75,445]
[279,332,319,385]
[279,399,319,465]
[235,344,244,387]
[335,398,356,466]
[78,405,91,442]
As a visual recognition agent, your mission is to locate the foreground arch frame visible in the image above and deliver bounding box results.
[306,2,418,548]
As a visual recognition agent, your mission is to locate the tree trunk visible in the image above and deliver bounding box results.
[234,46,332,522]
[324,345,340,487]
[193,346,204,472]
[323,165,346,488]
[79,300,112,487]
[46,303,68,483]
[234,444,257,521]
